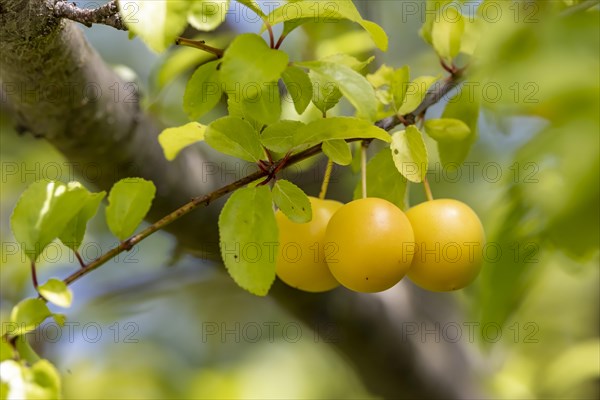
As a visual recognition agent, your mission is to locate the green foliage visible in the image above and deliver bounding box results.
[264,0,388,50]
[272,180,312,223]
[119,0,191,52]
[390,126,428,183]
[10,181,90,262]
[37,279,73,308]
[293,117,391,147]
[105,178,156,241]
[218,186,278,296]
[353,147,407,210]
[188,0,230,31]
[260,120,305,153]
[424,118,471,142]
[431,5,465,62]
[14,336,41,364]
[183,60,223,120]
[158,122,206,161]
[436,88,480,168]
[58,187,106,251]
[220,34,289,125]
[322,140,352,166]
[281,66,313,115]
[9,299,51,336]
[297,60,377,120]
[206,117,265,162]
[397,76,438,115]
[0,359,61,400]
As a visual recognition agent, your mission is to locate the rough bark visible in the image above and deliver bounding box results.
[0,1,478,398]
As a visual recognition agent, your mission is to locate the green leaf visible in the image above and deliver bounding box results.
[188,0,230,31]
[320,54,375,72]
[105,178,156,241]
[322,140,352,166]
[218,186,278,296]
[227,97,262,132]
[11,180,89,261]
[158,122,206,161]
[37,279,73,308]
[294,117,391,147]
[220,34,288,124]
[264,0,388,51]
[234,0,265,18]
[260,120,305,153]
[206,117,265,162]
[308,70,342,115]
[437,88,480,168]
[183,60,223,120]
[397,76,439,115]
[298,61,377,120]
[239,82,283,126]
[58,187,106,251]
[10,299,51,336]
[390,126,428,183]
[431,6,465,61]
[29,359,62,399]
[391,66,410,112]
[419,0,454,45]
[353,147,408,210]
[119,0,191,52]
[424,118,471,142]
[281,66,313,115]
[52,314,66,327]
[272,180,312,224]
[0,339,13,362]
[14,336,40,364]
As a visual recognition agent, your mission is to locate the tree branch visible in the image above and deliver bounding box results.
[50,0,127,30]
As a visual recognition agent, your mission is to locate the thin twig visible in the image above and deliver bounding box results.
[175,37,225,58]
[361,142,368,199]
[51,0,127,31]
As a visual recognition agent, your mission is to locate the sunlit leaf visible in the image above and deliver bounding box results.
[390,126,428,183]
[58,187,106,251]
[293,117,391,147]
[10,299,51,336]
[183,60,223,120]
[260,120,305,153]
[424,118,472,142]
[322,139,352,166]
[234,0,265,18]
[437,87,480,168]
[105,178,156,241]
[264,0,388,50]
[11,180,89,261]
[206,116,265,162]
[220,34,288,124]
[218,186,278,296]
[431,6,465,61]
[272,180,312,223]
[158,122,206,161]
[297,60,378,120]
[397,76,439,115]
[119,0,191,52]
[281,66,313,115]
[37,279,73,308]
[188,0,230,31]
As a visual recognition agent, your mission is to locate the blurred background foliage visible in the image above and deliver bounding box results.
[1,0,598,398]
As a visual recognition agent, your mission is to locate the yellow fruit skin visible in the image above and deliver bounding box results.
[406,199,485,292]
[324,198,415,293]
[275,197,343,292]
